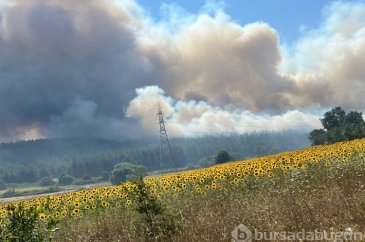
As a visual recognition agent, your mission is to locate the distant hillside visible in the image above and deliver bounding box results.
[0,131,310,184]
[0,137,153,164]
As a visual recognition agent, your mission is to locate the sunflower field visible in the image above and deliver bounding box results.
[1,138,365,224]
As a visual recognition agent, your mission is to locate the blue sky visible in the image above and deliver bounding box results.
[136,0,354,43]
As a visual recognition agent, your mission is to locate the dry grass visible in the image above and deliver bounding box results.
[54,156,365,242]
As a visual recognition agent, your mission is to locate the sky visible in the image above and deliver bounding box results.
[137,0,332,42]
[1,0,365,142]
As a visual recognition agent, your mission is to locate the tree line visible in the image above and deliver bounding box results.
[0,131,309,186]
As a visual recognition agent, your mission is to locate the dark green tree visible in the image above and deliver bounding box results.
[215,150,233,164]
[320,107,346,130]
[345,111,365,126]
[308,129,327,145]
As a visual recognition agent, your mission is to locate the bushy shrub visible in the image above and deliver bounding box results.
[110,163,147,185]
[0,202,59,242]
[129,177,182,241]
[58,174,74,186]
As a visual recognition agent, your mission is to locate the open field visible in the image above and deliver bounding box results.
[2,138,365,241]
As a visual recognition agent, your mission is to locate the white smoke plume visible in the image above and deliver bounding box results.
[126,86,321,136]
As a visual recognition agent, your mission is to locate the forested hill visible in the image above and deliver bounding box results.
[0,137,154,164]
[0,131,310,184]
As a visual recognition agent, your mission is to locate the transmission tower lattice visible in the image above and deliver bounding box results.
[157,102,174,170]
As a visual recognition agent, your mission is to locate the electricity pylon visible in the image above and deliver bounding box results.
[157,102,173,170]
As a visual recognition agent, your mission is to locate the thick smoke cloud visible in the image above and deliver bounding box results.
[138,13,296,111]
[0,0,150,141]
[0,0,365,142]
[283,1,365,109]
